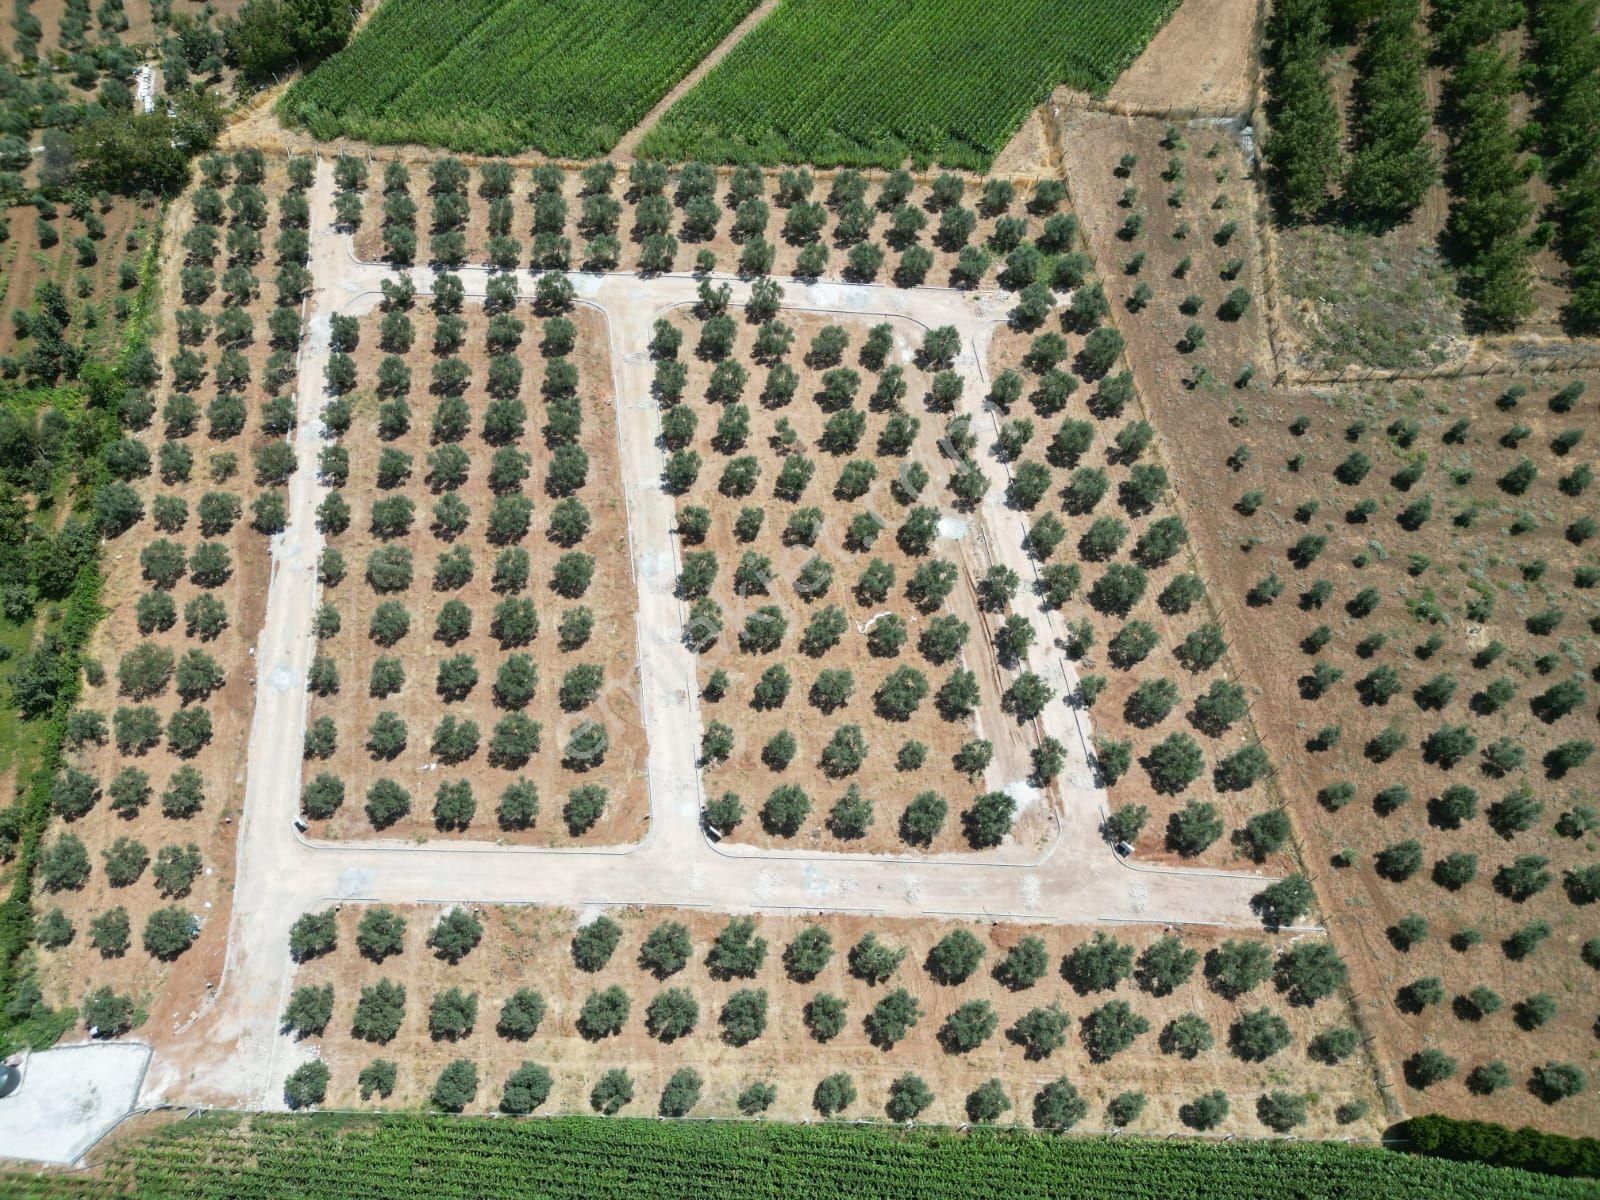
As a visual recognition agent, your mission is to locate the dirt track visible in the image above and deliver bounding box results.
[138,160,1296,1110]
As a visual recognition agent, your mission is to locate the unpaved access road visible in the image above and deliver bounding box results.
[139,162,1292,1109]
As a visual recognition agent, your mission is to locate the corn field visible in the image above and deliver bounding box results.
[1,1114,1589,1199]
[277,0,759,157]
[640,0,1182,170]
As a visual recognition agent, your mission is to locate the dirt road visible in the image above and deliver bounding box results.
[138,161,1292,1109]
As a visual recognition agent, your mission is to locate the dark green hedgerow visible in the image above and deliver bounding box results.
[1399,1115,1600,1181]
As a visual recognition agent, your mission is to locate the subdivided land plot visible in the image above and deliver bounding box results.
[277,902,1381,1137]
[658,299,1046,856]
[344,155,1071,297]
[301,281,645,846]
[31,150,314,1036]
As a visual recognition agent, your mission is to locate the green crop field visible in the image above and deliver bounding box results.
[640,0,1181,170]
[0,1115,1589,1199]
[276,0,759,157]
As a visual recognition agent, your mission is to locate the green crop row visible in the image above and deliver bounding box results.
[3,1113,1588,1199]
[641,0,1180,170]
[277,0,759,157]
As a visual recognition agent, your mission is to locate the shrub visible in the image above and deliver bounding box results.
[351,984,405,1046]
[1009,1004,1071,1061]
[572,916,621,971]
[1255,874,1315,928]
[708,917,767,980]
[1165,799,1222,855]
[1275,941,1346,1006]
[1144,735,1205,796]
[1258,1091,1307,1133]
[719,989,768,1046]
[1397,976,1445,1013]
[1236,809,1291,862]
[153,844,202,898]
[566,784,608,832]
[1159,1012,1214,1060]
[886,1073,934,1121]
[1063,932,1133,994]
[34,908,74,950]
[82,987,134,1037]
[827,787,873,839]
[762,785,810,836]
[90,908,131,958]
[1230,1008,1291,1062]
[1308,1027,1361,1065]
[938,999,998,1052]
[283,984,335,1038]
[496,989,546,1041]
[782,926,833,982]
[1136,935,1198,996]
[1504,920,1551,961]
[813,1073,856,1117]
[899,793,946,846]
[645,988,698,1043]
[1495,855,1552,901]
[965,1079,1011,1124]
[1514,993,1558,1031]
[1106,1091,1146,1128]
[284,1062,330,1110]
[926,929,985,985]
[364,779,410,829]
[961,792,1015,848]
[1405,1049,1458,1089]
[849,933,905,984]
[658,1068,703,1117]
[1081,1000,1149,1062]
[428,910,483,963]
[639,920,692,978]
[737,1083,777,1116]
[143,906,198,960]
[590,1069,634,1116]
[1376,840,1424,882]
[577,986,631,1040]
[1206,940,1273,999]
[432,1060,478,1113]
[500,1063,553,1115]
[804,993,848,1042]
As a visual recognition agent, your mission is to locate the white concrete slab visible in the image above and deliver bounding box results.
[0,1042,149,1165]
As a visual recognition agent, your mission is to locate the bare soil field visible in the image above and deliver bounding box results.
[1104,0,1261,115]
[26,0,155,61]
[990,108,1057,179]
[1033,113,1288,872]
[302,301,647,846]
[1156,370,1600,1136]
[1061,110,1272,390]
[25,0,252,60]
[281,903,1383,1136]
[1061,107,1600,1135]
[0,195,157,366]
